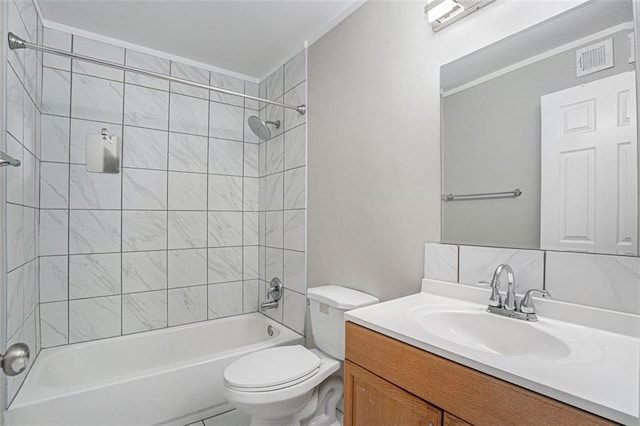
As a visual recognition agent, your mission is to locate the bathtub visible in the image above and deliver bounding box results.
[6,313,303,425]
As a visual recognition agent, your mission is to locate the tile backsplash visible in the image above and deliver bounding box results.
[424,243,640,315]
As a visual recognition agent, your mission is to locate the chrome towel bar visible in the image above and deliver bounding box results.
[0,150,21,167]
[442,188,522,201]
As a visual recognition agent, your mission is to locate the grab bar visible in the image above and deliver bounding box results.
[442,188,522,201]
[0,150,20,167]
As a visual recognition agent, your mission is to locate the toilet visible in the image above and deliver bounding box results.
[223,285,379,426]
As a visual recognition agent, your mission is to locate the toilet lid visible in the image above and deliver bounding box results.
[224,345,321,390]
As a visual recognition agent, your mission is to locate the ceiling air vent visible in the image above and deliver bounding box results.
[576,38,614,77]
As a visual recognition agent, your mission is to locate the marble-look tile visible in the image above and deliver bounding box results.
[284,250,306,294]
[243,212,259,246]
[23,207,36,263]
[123,168,167,210]
[7,67,24,141]
[244,246,259,280]
[208,282,242,319]
[168,286,207,326]
[69,253,121,299]
[245,81,259,111]
[284,124,306,170]
[125,49,170,91]
[6,135,23,205]
[458,246,544,295]
[261,101,284,139]
[168,133,207,173]
[243,280,260,313]
[40,255,68,303]
[170,62,209,99]
[20,0,38,42]
[265,134,284,175]
[123,291,167,334]
[7,204,24,270]
[71,73,123,123]
[43,28,71,70]
[266,211,284,248]
[124,85,169,130]
[284,83,306,132]
[244,177,259,212]
[70,118,123,164]
[424,243,458,282]
[209,138,243,175]
[265,173,283,211]
[207,212,242,247]
[168,249,208,288]
[545,252,640,314]
[208,175,243,211]
[244,143,259,177]
[122,210,167,251]
[42,68,70,116]
[284,50,306,93]
[73,36,125,81]
[40,162,69,208]
[41,114,70,163]
[169,211,207,249]
[209,102,244,142]
[69,164,121,209]
[259,245,266,281]
[40,209,68,256]
[23,261,38,319]
[22,150,37,208]
[7,1,26,83]
[169,93,209,136]
[122,250,167,293]
[6,266,24,339]
[259,178,267,215]
[69,210,120,254]
[168,172,207,211]
[208,247,243,284]
[210,72,244,107]
[69,296,121,343]
[123,126,168,170]
[265,247,283,283]
[23,93,37,154]
[258,142,267,176]
[41,301,68,348]
[283,289,306,335]
[265,67,284,101]
[284,167,305,209]
[284,210,305,252]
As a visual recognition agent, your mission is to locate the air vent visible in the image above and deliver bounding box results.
[576,38,614,77]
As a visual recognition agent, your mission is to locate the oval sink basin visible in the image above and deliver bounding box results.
[411,309,571,361]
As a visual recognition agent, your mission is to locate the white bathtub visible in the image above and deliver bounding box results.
[6,313,303,425]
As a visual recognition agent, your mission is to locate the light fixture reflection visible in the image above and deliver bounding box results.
[425,0,496,32]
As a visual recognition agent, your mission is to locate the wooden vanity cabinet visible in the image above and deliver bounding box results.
[344,322,616,426]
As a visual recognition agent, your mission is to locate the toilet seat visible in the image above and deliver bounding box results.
[224,345,321,392]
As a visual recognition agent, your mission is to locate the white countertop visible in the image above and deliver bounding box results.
[344,279,639,425]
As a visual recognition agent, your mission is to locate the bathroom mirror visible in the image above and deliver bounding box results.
[440,0,638,256]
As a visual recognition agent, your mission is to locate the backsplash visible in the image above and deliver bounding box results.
[35,27,307,348]
[424,243,640,314]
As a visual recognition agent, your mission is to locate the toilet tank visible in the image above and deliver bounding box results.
[307,285,379,360]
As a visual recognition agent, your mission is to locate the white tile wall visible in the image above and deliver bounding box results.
[424,243,640,314]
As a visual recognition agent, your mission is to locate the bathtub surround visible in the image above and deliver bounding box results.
[423,242,640,314]
[3,0,44,406]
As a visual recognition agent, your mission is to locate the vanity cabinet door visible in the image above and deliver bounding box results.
[444,412,472,426]
[345,360,443,426]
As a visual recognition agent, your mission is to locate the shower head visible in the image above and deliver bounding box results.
[248,116,280,140]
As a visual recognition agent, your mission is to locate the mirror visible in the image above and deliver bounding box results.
[440,0,638,256]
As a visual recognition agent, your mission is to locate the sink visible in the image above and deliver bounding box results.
[409,308,571,361]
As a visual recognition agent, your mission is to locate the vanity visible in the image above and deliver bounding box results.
[343,280,639,426]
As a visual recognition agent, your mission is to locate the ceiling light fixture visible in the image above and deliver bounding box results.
[425,0,496,32]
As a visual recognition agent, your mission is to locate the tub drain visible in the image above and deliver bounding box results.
[267,325,274,336]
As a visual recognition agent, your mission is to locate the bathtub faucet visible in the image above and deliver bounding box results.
[261,278,283,311]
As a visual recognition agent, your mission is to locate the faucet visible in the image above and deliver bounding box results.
[261,277,283,311]
[480,264,550,321]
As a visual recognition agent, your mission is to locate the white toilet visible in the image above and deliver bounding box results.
[222,285,379,426]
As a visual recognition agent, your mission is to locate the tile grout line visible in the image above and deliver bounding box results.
[65,33,74,345]
[120,48,127,337]
[167,60,173,328]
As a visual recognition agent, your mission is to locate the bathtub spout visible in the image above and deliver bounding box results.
[260,300,279,311]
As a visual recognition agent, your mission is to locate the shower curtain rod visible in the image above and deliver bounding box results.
[7,32,306,115]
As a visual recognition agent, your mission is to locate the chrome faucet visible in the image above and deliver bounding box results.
[260,277,283,311]
[480,264,550,322]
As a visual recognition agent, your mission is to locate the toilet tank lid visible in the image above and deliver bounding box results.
[307,285,379,309]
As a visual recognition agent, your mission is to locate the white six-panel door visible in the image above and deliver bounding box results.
[540,71,637,255]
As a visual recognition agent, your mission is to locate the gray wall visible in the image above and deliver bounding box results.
[442,29,634,249]
[307,0,586,301]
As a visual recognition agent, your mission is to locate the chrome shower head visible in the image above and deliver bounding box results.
[248,116,280,140]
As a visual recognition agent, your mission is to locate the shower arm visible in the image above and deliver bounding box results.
[7,32,307,116]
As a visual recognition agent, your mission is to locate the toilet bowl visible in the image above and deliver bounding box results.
[222,285,379,426]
